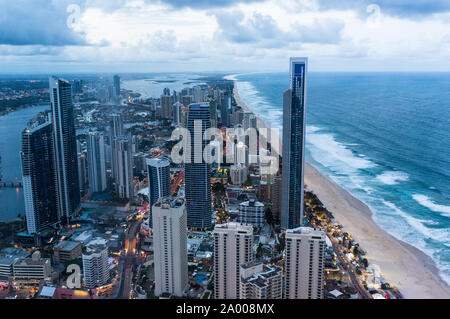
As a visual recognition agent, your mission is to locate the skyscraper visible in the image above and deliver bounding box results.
[49,77,80,223]
[87,131,107,193]
[21,118,58,234]
[185,103,212,230]
[113,75,120,97]
[77,152,88,195]
[213,222,253,299]
[114,136,134,200]
[146,157,170,227]
[281,57,308,229]
[160,95,173,119]
[284,227,326,299]
[152,197,188,297]
[220,91,232,128]
[109,113,124,180]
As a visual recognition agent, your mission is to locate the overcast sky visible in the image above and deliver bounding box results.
[1,0,450,73]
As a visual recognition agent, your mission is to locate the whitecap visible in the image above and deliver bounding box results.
[306,132,376,171]
[376,171,409,185]
[413,194,450,217]
[380,200,450,243]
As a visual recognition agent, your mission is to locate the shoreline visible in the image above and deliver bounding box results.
[231,82,450,298]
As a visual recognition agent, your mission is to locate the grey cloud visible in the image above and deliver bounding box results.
[0,0,87,46]
[317,0,450,18]
[213,10,344,47]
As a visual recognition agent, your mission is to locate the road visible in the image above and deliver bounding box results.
[119,218,142,299]
[331,240,371,299]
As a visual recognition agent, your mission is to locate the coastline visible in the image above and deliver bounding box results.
[232,82,450,299]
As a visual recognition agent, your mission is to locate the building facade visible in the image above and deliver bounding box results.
[284,227,326,299]
[49,77,81,223]
[146,157,171,227]
[82,244,110,288]
[114,136,134,200]
[239,261,282,299]
[185,103,212,230]
[21,118,58,234]
[213,222,253,299]
[238,199,265,227]
[152,197,188,297]
[87,131,107,193]
[281,57,308,229]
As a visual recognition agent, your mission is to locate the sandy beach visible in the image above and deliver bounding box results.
[232,84,450,299]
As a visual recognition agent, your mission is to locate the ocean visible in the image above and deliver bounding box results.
[232,72,450,285]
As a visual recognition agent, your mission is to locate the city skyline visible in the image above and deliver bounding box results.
[0,1,449,304]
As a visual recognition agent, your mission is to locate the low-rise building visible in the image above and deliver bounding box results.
[0,248,30,280]
[12,251,51,286]
[240,261,282,299]
[239,199,265,227]
[53,240,83,264]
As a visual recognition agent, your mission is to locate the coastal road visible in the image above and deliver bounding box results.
[332,241,371,299]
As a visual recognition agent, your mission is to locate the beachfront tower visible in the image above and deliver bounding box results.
[21,117,58,234]
[49,77,81,223]
[284,227,326,299]
[146,157,171,227]
[281,57,308,229]
[185,103,212,230]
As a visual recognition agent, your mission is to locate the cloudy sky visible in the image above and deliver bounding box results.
[1,0,450,73]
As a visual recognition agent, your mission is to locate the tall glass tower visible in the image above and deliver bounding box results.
[21,116,58,234]
[281,57,308,229]
[146,157,171,227]
[49,77,81,223]
[185,103,212,230]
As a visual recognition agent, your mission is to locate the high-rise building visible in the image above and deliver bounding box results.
[152,197,188,297]
[87,131,107,193]
[49,77,81,223]
[281,57,308,229]
[82,243,110,288]
[209,99,217,128]
[113,75,120,97]
[160,95,173,119]
[146,157,170,227]
[239,261,283,299]
[284,227,326,299]
[180,95,193,108]
[213,222,253,299]
[77,152,88,195]
[109,113,124,180]
[21,119,58,234]
[239,199,265,227]
[220,91,232,128]
[185,103,211,230]
[114,136,134,200]
[173,102,183,126]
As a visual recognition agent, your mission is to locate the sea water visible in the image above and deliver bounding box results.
[231,72,450,285]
